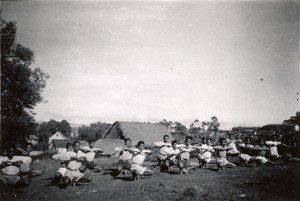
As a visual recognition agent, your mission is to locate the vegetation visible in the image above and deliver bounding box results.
[1,20,49,150]
[37,119,72,142]
[78,122,111,142]
[283,111,300,125]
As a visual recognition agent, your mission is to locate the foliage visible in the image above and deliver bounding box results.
[207,116,220,133]
[188,119,201,134]
[36,119,72,142]
[283,111,300,125]
[78,122,111,142]
[159,119,173,128]
[1,20,49,148]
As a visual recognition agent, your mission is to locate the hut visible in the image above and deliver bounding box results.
[94,139,124,156]
[48,132,69,152]
[102,121,173,147]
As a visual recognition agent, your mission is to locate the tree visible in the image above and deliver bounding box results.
[78,122,111,142]
[159,119,173,128]
[1,20,49,149]
[207,116,220,133]
[36,119,72,141]
[189,119,201,134]
[283,111,300,125]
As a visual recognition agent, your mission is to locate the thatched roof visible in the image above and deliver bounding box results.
[103,121,173,146]
[94,139,124,155]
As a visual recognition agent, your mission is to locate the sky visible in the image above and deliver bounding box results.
[2,1,300,128]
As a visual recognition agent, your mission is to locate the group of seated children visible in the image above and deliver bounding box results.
[155,133,300,173]
[49,140,103,188]
[155,135,237,173]
[112,138,154,180]
[0,145,32,187]
[238,134,300,166]
[1,133,299,189]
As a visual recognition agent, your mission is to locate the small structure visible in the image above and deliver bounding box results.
[49,139,70,154]
[48,132,69,152]
[103,121,173,146]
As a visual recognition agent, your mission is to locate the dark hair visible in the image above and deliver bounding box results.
[218,137,226,143]
[124,138,132,143]
[271,134,278,139]
[256,138,264,144]
[136,141,145,147]
[171,140,178,145]
[7,144,16,154]
[25,143,33,148]
[228,133,234,137]
[163,135,169,139]
[66,142,73,148]
[244,137,251,142]
[185,136,193,141]
[88,140,95,144]
[202,137,207,142]
[73,141,80,146]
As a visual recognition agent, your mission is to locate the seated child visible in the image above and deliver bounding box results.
[129,141,154,181]
[154,135,172,166]
[111,138,133,176]
[239,137,256,165]
[197,138,215,168]
[226,133,240,156]
[163,140,181,172]
[0,145,32,187]
[80,140,102,173]
[253,139,274,166]
[177,136,196,174]
[52,141,87,188]
[153,135,171,147]
[214,138,236,170]
[17,143,44,177]
[50,142,74,185]
[266,134,291,160]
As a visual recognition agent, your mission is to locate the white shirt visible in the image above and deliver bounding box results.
[266,141,281,156]
[226,140,239,154]
[131,149,151,165]
[197,144,214,159]
[80,146,102,161]
[0,156,32,175]
[153,141,172,147]
[239,143,254,148]
[119,147,133,161]
[52,150,86,171]
[178,145,195,160]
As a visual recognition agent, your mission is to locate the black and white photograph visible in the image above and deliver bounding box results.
[1,0,300,200]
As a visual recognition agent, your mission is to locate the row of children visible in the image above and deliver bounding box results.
[0,140,102,188]
[1,133,300,188]
[155,134,300,174]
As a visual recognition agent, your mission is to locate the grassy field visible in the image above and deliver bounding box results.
[1,156,300,201]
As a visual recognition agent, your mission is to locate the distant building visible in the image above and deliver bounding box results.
[48,132,69,153]
[103,121,173,147]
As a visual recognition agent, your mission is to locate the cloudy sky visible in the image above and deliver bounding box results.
[2,1,299,127]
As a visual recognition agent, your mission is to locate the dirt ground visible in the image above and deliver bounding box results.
[1,157,300,201]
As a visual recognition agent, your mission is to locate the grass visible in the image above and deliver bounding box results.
[1,152,300,201]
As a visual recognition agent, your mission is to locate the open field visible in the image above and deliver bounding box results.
[1,157,300,201]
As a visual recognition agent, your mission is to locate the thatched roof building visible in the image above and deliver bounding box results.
[103,121,173,147]
[94,139,124,155]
